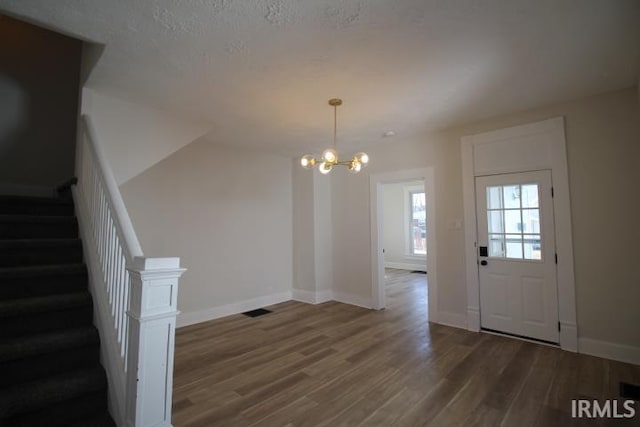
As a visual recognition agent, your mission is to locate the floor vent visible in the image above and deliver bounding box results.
[620,382,640,400]
[242,308,272,318]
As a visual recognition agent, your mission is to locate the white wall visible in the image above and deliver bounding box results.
[291,162,334,303]
[382,181,426,271]
[331,87,640,357]
[81,89,210,185]
[331,133,465,314]
[313,171,333,294]
[292,161,316,293]
[120,138,293,326]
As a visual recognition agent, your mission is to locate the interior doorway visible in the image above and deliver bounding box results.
[381,180,427,273]
[370,168,437,323]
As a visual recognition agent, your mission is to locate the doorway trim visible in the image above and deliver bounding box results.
[461,117,578,351]
[370,168,438,323]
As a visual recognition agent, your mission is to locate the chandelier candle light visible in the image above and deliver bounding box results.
[300,98,369,174]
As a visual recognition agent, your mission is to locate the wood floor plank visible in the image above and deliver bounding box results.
[390,378,463,426]
[358,386,425,426]
[247,397,318,427]
[172,269,640,426]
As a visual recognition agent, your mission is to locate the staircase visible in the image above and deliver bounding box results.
[0,195,114,426]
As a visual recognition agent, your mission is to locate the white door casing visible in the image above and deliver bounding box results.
[461,117,577,351]
[476,170,559,343]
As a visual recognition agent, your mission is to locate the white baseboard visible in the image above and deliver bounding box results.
[466,306,480,332]
[560,321,578,352]
[292,289,332,304]
[578,337,640,365]
[332,291,373,309]
[0,182,55,197]
[384,261,426,271]
[316,289,333,303]
[178,289,372,328]
[177,291,292,328]
[437,310,468,329]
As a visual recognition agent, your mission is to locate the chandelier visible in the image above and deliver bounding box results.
[300,98,369,174]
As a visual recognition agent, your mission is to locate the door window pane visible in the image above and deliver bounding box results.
[521,184,539,208]
[505,234,523,258]
[487,186,503,210]
[504,210,522,234]
[488,211,504,233]
[502,185,520,209]
[485,183,543,261]
[489,234,505,257]
[523,238,542,260]
[522,209,540,234]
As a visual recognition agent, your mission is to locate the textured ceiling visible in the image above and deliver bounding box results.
[2,0,639,155]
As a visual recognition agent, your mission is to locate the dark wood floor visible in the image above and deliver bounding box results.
[172,269,640,426]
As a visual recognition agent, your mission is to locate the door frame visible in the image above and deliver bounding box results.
[461,117,578,351]
[370,168,438,323]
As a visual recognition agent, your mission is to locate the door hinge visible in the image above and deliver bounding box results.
[558,321,561,332]
[555,253,558,264]
[551,187,554,198]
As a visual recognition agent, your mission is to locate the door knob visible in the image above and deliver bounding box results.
[480,260,488,266]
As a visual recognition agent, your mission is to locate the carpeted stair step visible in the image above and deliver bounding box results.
[0,292,93,338]
[0,291,92,318]
[0,193,114,426]
[69,411,116,427]
[0,264,87,300]
[0,327,100,387]
[0,238,83,267]
[3,392,111,427]
[0,367,108,424]
[0,214,78,239]
[0,195,74,216]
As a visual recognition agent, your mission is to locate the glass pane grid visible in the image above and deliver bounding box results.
[485,184,542,261]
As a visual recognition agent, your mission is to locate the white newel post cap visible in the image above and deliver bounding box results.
[130,256,183,271]
[126,257,186,320]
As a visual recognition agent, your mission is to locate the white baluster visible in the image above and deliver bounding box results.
[73,116,184,426]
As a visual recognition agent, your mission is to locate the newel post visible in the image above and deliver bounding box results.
[125,257,186,427]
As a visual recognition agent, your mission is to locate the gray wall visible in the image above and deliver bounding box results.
[0,15,81,189]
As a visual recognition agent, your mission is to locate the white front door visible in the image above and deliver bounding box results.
[475,170,559,343]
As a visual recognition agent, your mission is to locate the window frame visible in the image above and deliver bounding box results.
[408,190,426,256]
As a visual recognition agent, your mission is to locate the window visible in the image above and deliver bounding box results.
[486,183,541,260]
[410,191,426,255]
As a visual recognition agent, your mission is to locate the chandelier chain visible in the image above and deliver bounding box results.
[333,104,337,149]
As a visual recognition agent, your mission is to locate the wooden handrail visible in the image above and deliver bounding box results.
[80,115,143,260]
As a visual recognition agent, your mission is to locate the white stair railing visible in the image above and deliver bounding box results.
[73,115,185,427]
